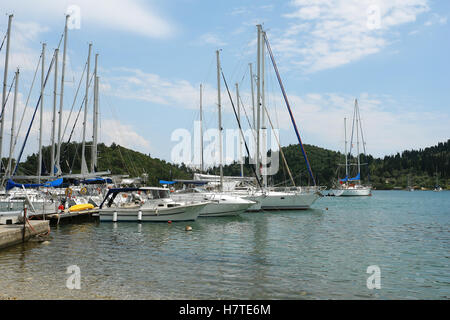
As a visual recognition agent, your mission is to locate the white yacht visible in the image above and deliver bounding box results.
[171,187,255,217]
[194,175,322,211]
[237,187,321,211]
[98,187,208,222]
[0,188,58,215]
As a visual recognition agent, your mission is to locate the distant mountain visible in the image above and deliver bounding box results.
[218,140,449,190]
[8,139,449,190]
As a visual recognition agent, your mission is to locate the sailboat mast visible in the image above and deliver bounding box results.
[81,43,92,175]
[216,50,223,191]
[91,53,99,172]
[38,43,46,183]
[199,83,204,172]
[7,68,19,177]
[50,49,58,176]
[355,99,361,180]
[0,14,13,173]
[56,15,69,175]
[344,117,348,184]
[256,24,262,183]
[249,63,256,130]
[261,30,267,187]
[236,83,243,177]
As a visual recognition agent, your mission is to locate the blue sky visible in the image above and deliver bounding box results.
[0,0,449,169]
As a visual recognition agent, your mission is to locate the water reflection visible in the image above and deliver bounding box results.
[0,191,449,299]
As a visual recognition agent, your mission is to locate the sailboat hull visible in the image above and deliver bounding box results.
[338,186,372,196]
[244,190,320,210]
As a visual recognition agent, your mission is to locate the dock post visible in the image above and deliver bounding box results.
[137,210,142,223]
[22,204,27,242]
[113,211,117,222]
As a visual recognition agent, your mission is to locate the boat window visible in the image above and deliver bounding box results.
[159,190,169,198]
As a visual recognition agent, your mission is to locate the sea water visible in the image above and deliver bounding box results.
[0,190,448,299]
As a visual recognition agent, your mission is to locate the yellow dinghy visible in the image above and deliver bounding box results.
[69,203,95,212]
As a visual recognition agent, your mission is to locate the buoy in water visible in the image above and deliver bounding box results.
[168,220,172,224]
[185,226,192,231]
[326,207,328,210]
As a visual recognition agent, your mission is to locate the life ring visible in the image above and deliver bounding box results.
[80,187,87,195]
[65,187,73,197]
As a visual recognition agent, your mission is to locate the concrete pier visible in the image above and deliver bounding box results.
[0,220,49,249]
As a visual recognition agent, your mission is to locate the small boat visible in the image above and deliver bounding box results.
[69,203,95,212]
[98,187,209,222]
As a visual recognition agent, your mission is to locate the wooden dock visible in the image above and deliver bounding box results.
[0,220,50,249]
[31,208,100,225]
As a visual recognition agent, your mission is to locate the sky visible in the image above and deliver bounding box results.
[0,0,449,171]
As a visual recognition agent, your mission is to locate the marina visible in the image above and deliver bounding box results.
[0,1,448,303]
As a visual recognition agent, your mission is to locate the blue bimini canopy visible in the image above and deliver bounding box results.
[339,173,361,182]
[5,178,63,191]
[159,180,176,185]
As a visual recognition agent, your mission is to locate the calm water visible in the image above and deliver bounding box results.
[0,190,449,300]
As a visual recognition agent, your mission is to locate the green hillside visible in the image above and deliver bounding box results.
[13,142,192,185]
[7,139,449,190]
[218,140,449,190]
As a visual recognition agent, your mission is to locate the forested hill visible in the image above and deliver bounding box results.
[9,139,449,190]
[218,140,449,190]
[13,142,193,185]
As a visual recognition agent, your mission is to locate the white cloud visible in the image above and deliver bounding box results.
[195,33,227,47]
[101,67,224,112]
[0,87,152,164]
[276,0,430,72]
[424,13,448,26]
[101,119,151,153]
[266,92,449,157]
[0,0,175,39]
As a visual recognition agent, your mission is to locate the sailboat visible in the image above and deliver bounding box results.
[407,174,414,192]
[0,15,109,216]
[433,169,442,192]
[195,25,322,211]
[335,99,372,197]
[171,53,257,217]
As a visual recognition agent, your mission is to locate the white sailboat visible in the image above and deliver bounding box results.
[433,170,442,192]
[196,25,322,211]
[170,51,256,217]
[249,25,322,209]
[171,187,255,217]
[335,99,372,197]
